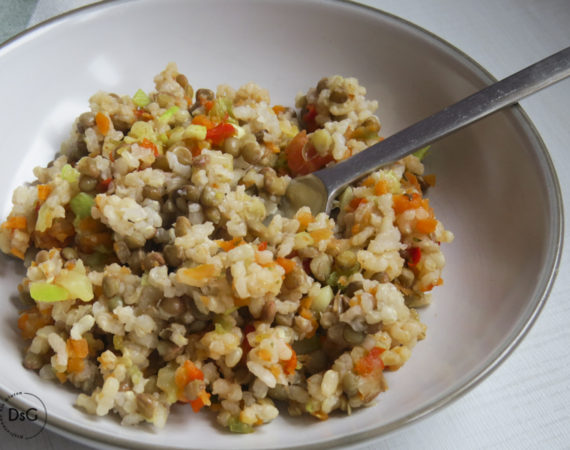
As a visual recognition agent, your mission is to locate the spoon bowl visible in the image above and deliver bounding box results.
[284,46,570,216]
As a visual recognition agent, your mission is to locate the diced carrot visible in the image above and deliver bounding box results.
[421,277,443,292]
[296,210,314,231]
[2,216,27,230]
[177,264,220,287]
[67,338,89,358]
[190,395,207,413]
[190,391,212,412]
[183,360,204,382]
[309,228,332,242]
[300,296,312,309]
[139,138,159,157]
[404,171,421,192]
[272,105,286,115]
[282,346,297,375]
[10,248,25,260]
[266,142,280,154]
[37,185,52,202]
[95,112,110,136]
[285,130,333,175]
[362,176,375,187]
[55,372,67,383]
[192,114,215,129]
[216,237,243,252]
[354,347,385,376]
[299,307,318,338]
[17,309,52,339]
[258,348,272,361]
[349,197,367,211]
[134,108,153,121]
[423,174,436,187]
[415,217,438,234]
[257,241,268,251]
[392,193,422,215]
[276,257,296,274]
[374,179,388,195]
[204,100,214,112]
[67,357,85,374]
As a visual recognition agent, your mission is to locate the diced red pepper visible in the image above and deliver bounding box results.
[286,130,333,176]
[302,104,318,132]
[404,246,422,267]
[97,177,113,192]
[206,123,235,146]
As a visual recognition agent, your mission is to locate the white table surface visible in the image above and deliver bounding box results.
[1,0,569,449]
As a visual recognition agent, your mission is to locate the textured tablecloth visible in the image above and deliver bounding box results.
[1,1,569,448]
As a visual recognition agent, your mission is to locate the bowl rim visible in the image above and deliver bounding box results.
[0,0,564,448]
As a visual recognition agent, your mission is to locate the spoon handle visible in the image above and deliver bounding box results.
[315,46,570,203]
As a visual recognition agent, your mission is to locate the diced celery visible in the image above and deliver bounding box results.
[129,121,155,141]
[311,285,334,312]
[29,282,69,302]
[183,124,207,140]
[55,269,94,302]
[133,89,151,108]
[159,106,179,122]
[339,187,353,211]
[228,416,254,434]
[61,164,80,183]
[70,193,95,219]
[156,366,178,404]
[413,146,430,161]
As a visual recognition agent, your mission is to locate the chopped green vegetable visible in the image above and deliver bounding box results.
[413,145,430,161]
[326,271,340,289]
[133,89,150,108]
[183,124,207,140]
[70,193,95,219]
[311,285,334,312]
[228,416,254,434]
[29,282,69,302]
[55,269,94,302]
[339,187,354,210]
[159,106,180,122]
[126,121,155,144]
[61,164,80,183]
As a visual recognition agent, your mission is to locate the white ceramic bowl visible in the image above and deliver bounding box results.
[0,0,562,448]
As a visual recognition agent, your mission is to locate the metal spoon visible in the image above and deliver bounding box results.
[281,46,570,217]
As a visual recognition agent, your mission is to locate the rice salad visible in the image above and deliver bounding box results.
[0,63,453,433]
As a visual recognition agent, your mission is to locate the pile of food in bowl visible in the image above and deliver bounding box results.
[0,63,452,432]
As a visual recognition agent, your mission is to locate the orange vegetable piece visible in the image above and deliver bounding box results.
[95,112,110,136]
[285,130,333,175]
[309,228,332,242]
[177,264,219,287]
[354,347,385,376]
[276,257,296,274]
[349,197,367,211]
[404,171,421,192]
[216,237,243,252]
[392,193,422,215]
[296,210,314,231]
[67,357,85,374]
[374,179,388,195]
[272,105,286,115]
[192,114,215,129]
[257,241,268,251]
[415,217,438,234]
[1,216,27,230]
[190,391,211,413]
[37,185,52,202]
[139,138,159,157]
[10,248,25,260]
[67,338,89,358]
[282,346,297,375]
[258,348,272,361]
